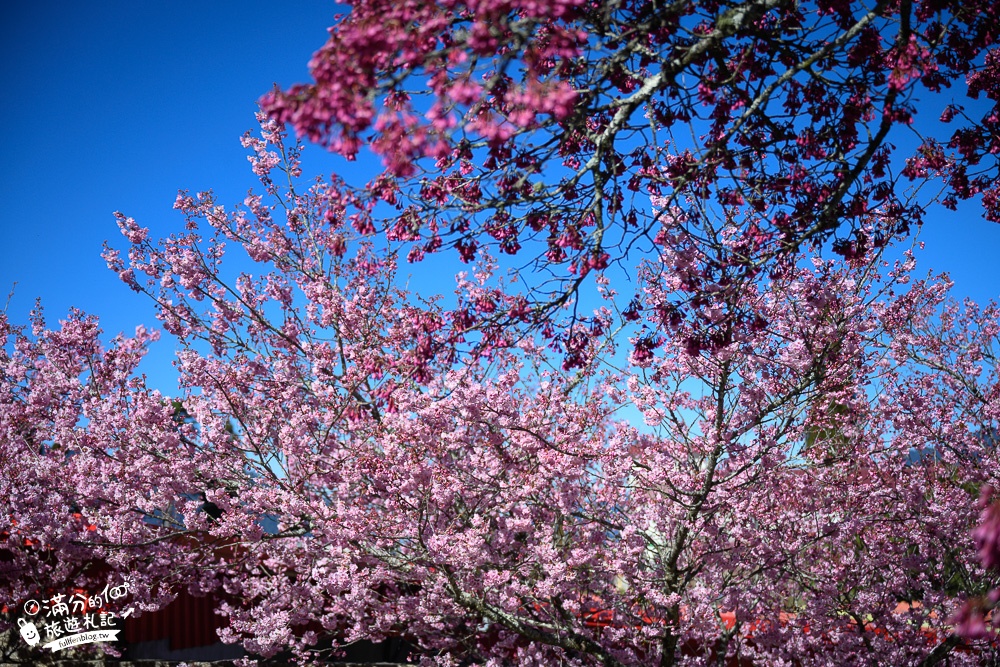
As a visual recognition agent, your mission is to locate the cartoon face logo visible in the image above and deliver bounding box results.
[18,618,40,646]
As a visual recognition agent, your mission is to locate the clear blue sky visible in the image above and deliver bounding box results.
[0,3,344,389]
[2,3,1000,392]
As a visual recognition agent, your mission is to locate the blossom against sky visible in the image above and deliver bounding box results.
[2,2,1000,393]
[0,3,342,387]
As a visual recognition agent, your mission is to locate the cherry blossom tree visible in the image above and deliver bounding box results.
[5,0,1000,659]
[0,305,215,661]
[3,119,970,665]
[261,0,1000,354]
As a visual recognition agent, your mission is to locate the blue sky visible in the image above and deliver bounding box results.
[0,3,344,388]
[3,3,1000,393]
